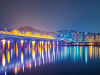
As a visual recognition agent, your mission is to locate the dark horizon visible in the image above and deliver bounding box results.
[0,0,100,33]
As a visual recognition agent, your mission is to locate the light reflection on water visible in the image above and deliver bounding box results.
[0,45,100,75]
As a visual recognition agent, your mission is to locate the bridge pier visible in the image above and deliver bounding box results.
[14,40,18,51]
[27,40,30,50]
[47,41,50,48]
[2,39,6,51]
[7,40,10,51]
[32,40,35,50]
[21,40,24,50]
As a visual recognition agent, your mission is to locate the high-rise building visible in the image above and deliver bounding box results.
[56,30,98,42]
[78,32,85,41]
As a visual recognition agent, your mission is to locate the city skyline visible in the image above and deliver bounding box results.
[0,26,100,42]
[1,26,100,34]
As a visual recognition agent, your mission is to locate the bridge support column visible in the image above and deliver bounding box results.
[58,41,61,46]
[32,40,35,50]
[52,41,56,47]
[41,41,44,48]
[7,40,10,50]
[55,41,57,47]
[14,40,17,51]
[51,41,53,47]
[39,40,44,48]
[2,39,6,51]
[47,41,51,48]
[21,40,24,50]
[44,41,46,48]
[27,40,31,55]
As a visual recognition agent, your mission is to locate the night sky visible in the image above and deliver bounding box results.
[0,0,100,33]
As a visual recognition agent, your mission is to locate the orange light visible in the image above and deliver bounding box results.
[57,42,58,46]
[29,42,30,55]
[8,40,10,50]
[2,54,6,66]
[2,39,6,50]
[16,48,18,58]
[8,51,10,63]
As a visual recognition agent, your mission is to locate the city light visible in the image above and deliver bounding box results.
[0,29,54,39]
[2,54,6,66]
[21,52,24,64]
[8,40,10,50]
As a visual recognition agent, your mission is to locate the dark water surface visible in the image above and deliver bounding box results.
[1,45,100,75]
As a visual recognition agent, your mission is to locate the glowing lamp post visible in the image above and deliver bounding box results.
[57,42,58,47]
[32,41,35,49]
[21,40,24,50]
[2,39,6,51]
[53,41,55,47]
[8,40,10,50]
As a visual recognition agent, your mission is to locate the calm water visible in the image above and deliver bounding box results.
[0,44,100,75]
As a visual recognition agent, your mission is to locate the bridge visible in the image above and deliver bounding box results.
[0,29,55,39]
[0,29,62,51]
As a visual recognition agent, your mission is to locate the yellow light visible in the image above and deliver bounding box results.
[8,40,10,43]
[21,52,24,64]
[0,30,55,39]
[45,41,47,48]
[32,49,35,60]
[32,41,35,49]
[2,39,6,44]
[8,40,10,50]
[2,54,6,66]
[90,46,92,59]
[2,39,6,50]
[32,41,35,43]
[53,41,55,45]
[40,41,41,47]
[8,51,10,63]
[21,40,24,48]
[57,42,58,47]
[21,40,24,44]
[29,42,30,55]
[42,41,43,47]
